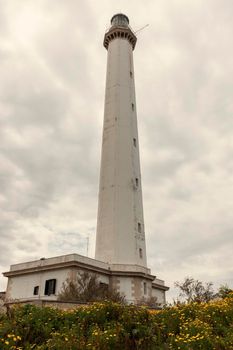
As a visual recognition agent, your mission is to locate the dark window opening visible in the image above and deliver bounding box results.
[135,178,139,187]
[139,248,143,259]
[138,222,141,233]
[99,282,109,293]
[130,71,133,78]
[133,138,137,147]
[44,279,56,296]
[33,286,39,295]
[143,282,147,295]
[131,103,134,111]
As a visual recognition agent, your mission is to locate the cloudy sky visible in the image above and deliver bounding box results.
[1,0,233,300]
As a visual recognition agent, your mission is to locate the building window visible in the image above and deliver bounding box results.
[135,178,139,187]
[99,282,109,293]
[133,138,137,147]
[139,248,143,259]
[33,286,39,295]
[44,279,56,296]
[131,103,134,111]
[138,222,141,233]
[130,71,133,78]
[143,282,147,295]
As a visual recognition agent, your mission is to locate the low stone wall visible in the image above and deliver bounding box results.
[3,299,161,312]
[0,299,7,314]
[4,299,87,310]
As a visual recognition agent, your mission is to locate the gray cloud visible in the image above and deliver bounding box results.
[0,0,233,301]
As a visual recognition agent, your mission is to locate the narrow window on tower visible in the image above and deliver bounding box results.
[133,138,137,147]
[131,103,134,111]
[135,178,139,187]
[139,248,143,259]
[138,222,141,233]
[130,71,133,78]
[143,282,147,295]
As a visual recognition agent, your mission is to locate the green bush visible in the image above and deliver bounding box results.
[0,294,233,349]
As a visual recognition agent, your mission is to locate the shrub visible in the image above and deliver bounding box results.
[0,295,232,349]
[58,272,125,303]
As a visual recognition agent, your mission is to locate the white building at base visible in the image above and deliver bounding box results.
[4,254,167,305]
[3,14,169,305]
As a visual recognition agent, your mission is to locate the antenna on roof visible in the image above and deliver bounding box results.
[135,24,149,35]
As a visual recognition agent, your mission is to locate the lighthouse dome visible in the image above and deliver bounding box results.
[111,13,129,27]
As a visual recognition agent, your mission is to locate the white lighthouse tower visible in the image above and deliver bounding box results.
[95,14,147,268]
[3,14,168,306]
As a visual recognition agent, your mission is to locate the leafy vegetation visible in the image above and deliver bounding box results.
[58,271,125,303]
[217,285,233,300]
[174,277,216,303]
[0,293,233,349]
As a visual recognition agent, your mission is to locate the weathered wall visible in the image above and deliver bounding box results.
[6,267,111,301]
[152,287,166,305]
[6,268,70,301]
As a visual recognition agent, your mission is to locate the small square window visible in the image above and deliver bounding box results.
[99,282,109,292]
[138,222,141,233]
[33,286,39,295]
[133,138,137,147]
[44,279,56,296]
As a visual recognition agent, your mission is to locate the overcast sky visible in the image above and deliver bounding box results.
[1,0,233,301]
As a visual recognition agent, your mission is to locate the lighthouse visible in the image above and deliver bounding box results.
[3,14,168,305]
[95,14,147,268]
